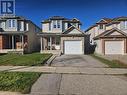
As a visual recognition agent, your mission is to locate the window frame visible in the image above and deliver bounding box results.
[99,24,104,30]
[57,20,61,28]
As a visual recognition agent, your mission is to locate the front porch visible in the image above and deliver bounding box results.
[0,34,27,54]
[40,36,61,55]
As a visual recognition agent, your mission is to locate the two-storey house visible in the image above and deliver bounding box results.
[0,16,41,54]
[38,16,88,55]
[86,17,127,55]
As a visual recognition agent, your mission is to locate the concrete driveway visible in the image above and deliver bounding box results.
[51,55,107,67]
[30,55,127,95]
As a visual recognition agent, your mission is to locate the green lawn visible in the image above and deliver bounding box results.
[91,54,127,68]
[0,53,52,66]
[0,72,41,94]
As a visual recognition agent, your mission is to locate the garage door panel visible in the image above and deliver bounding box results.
[64,41,83,54]
[105,41,124,55]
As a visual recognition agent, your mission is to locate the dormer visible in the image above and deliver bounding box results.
[70,18,82,29]
[96,18,112,32]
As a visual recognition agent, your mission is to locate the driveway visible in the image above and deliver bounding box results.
[51,55,107,67]
[31,74,127,95]
[30,55,127,95]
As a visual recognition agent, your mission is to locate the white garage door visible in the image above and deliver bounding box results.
[105,41,124,55]
[64,41,83,54]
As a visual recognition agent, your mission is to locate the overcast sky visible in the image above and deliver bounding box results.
[16,0,127,30]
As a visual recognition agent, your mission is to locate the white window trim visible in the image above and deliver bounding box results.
[7,19,17,28]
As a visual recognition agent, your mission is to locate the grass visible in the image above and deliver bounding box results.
[0,72,41,94]
[91,54,127,68]
[0,53,52,66]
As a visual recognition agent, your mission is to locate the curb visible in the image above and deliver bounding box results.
[45,55,57,66]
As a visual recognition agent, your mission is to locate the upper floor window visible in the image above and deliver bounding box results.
[7,19,16,28]
[53,20,61,29]
[57,20,60,28]
[123,21,127,29]
[99,24,104,30]
[53,20,57,28]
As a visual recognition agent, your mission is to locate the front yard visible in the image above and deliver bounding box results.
[0,72,41,94]
[91,54,127,68]
[0,53,52,66]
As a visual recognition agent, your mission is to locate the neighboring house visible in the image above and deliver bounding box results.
[86,16,127,55]
[38,16,89,55]
[0,16,41,54]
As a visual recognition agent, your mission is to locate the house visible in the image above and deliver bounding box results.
[0,16,41,54]
[86,17,127,55]
[38,16,89,55]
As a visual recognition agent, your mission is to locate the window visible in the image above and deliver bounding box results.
[57,20,60,28]
[8,20,12,27]
[99,25,104,29]
[49,23,51,30]
[12,20,16,27]
[56,37,60,45]
[7,19,16,28]
[53,20,57,28]
[124,21,127,29]
[26,23,29,31]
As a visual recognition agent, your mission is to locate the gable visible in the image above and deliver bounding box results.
[68,28,82,34]
[97,19,107,24]
[94,28,127,40]
[63,26,84,34]
[107,31,123,36]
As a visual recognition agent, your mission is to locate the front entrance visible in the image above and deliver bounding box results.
[64,40,83,54]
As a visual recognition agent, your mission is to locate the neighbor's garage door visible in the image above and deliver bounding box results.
[105,41,124,55]
[64,41,83,54]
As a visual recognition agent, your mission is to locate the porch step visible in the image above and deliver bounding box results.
[8,51,24,55]
[0,49,24,54]
[41,50,62,56]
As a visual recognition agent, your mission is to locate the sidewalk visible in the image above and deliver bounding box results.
[0,66,127,75]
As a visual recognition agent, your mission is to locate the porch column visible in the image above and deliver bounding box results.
[12,35,14,49]
[21,35,24,49]
[50,37,52,50]
[41,37,43,52]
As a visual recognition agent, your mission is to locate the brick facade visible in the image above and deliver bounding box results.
[0,35,3,49]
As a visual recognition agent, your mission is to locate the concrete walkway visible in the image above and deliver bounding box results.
[0,66,127,75]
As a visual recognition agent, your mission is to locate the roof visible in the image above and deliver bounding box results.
[42,16,82,24]
[107,16,127,25]
[85,16,127,32]
[0,15,41,31]
[0,31,28,35]
[93,28,127,40]
[96,18,112,24]
[38,32,86,37]
[0,15,28,21]
[38,26,86,36]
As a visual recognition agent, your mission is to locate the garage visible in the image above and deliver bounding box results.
[64,40,83,54]
[105,41,124,55]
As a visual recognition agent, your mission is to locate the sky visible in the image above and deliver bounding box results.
[15,0,127,30]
